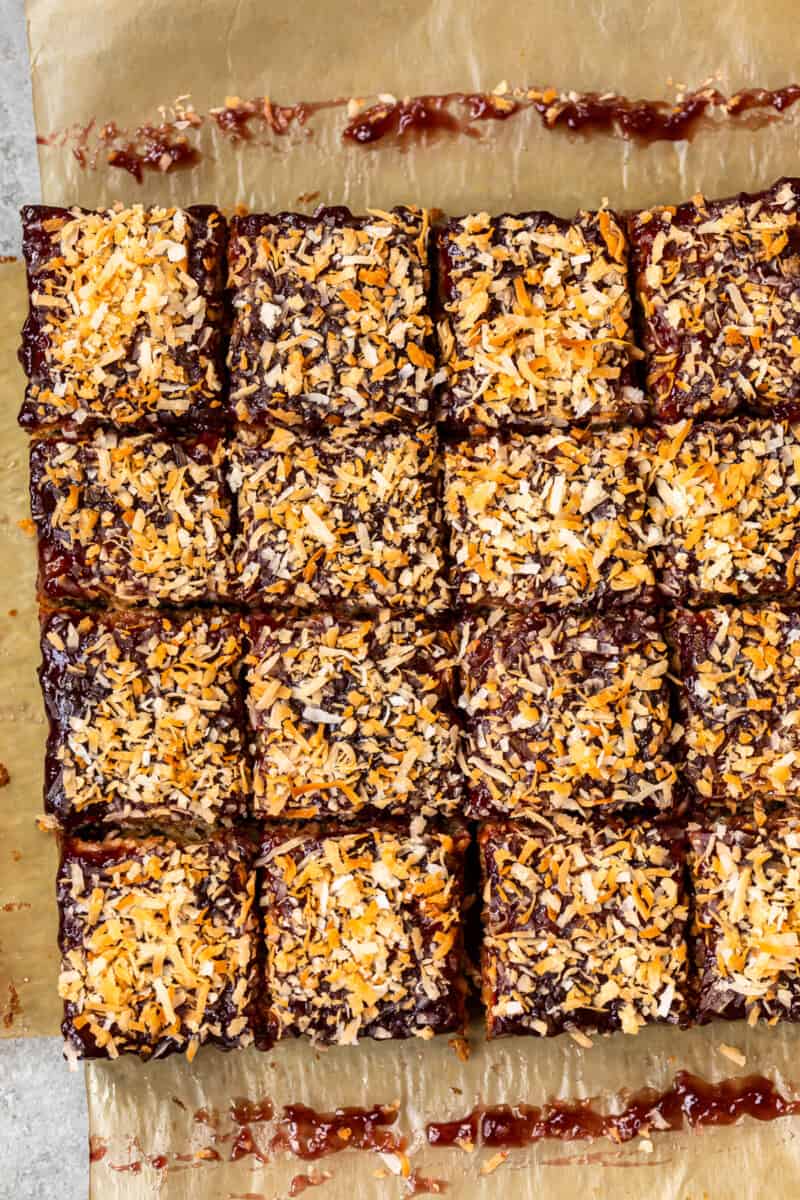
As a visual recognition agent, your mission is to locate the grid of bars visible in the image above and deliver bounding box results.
[18,186,800,1059]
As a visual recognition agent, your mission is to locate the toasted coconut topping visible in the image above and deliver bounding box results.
[480,818,689,1038]
[58,834,257,1061]
[41,609,249,829]
[457,609,675,818]
[629,179,800,423]
[30,431,232,606]
[246,611,462,819]
[649,419,800,604]
[436,208,643,430]
[444,427,654,610]
[227,206,434,428]
[259,825,469,1045]
[670,605,800,804]
[690,814,800,1025]
[19,204,226,432]
[228,425,446,612]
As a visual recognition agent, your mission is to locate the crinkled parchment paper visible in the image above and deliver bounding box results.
[6,0,800,1195]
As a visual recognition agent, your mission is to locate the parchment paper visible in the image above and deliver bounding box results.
[13,0,800,1195]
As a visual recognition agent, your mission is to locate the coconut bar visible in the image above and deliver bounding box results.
[58,832,257,1061]
[19,204,227,433]
[228,425,446,612]
[458,608,675,819]
[444,427,654,610]
[479,817,689,1038]
[669,604,800,807]
[435,208,643,431]
[649,418,800,605]
[629,178,800,423]
[258,824,469,1045]
[246,610,461,820]
[690,813,800,1024]
[29,431,232,605]
[227,205,434,429]
[40,608,249,830]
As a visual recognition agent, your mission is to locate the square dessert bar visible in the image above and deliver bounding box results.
[228,425,446,612]
[227,205,434,429]
[246,610,462,820]
[479,818,689,1038]
[436,207,643,431]
[629,178,800,423]
[444,426,654,610]
[29,431,232,605]
[458,609,675,819]
[669,605,800,806]
[19,204,227,433]
[58,833,257,1061]
[649,418,800,605]
[40,608,249,830]
[259,824,469,1045]
[690,814,800,1024]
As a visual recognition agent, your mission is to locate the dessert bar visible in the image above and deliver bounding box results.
[436,207,643,430]
[246,610,462,819]
[629,178,800,423]
[40,608,248,830]
[58,832,257,1060]
[29,431,232,605]
[227,205,434,429]
[258,824,469,1045]
[19,204,227,433]
[444,426,654,610]
[458,608,675,819]
[479,817,690,1037]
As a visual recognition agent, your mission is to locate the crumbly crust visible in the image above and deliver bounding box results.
[648,419,800,604]
[690,814,800,1024]
[246,611,462,819]
[227,206,434,429]
[19,204,226,433]
[629,178,800,423]
[29,431,232,605]
[259,825,469,1045]
[444,427,654,610]
[457,609,675,818]
[669,605,800,805]
[40,608,249,830]
[436,208,643,431]
[480,817,689,1037]
[228,425,446,612]
[58,833,257,1060]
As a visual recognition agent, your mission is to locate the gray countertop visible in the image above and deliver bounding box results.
[0,3,87,1199]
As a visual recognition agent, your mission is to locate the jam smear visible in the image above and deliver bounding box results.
[406,1170,449,1194]
[274,1104,403,1160]
[427,1071,800,1149]
[230,1097,274,1124]
[212,97,345,140]
[107,124,200,182]
[289,1172,332,1196]
[88,1136,107,1163]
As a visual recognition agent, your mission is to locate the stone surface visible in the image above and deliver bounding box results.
[0,1037,88,1199]
[0,0,41,256]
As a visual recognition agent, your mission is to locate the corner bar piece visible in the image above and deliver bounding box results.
[458,608,675,819]
[246,610,462,819]
[19,204,227,433]
[436,207,643,431]
[228,425,446,612]
[479,817,690,1038]
[227,205,434,429]
[58,833,257,1061]
[40,608,249,830]
[690,813,800,1025]
[649,418,800,605]
[669,604,800,807]
[259,824,469,1045]
[29,431,232,606]
[444,427,654,610]
[629,178,800,423]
